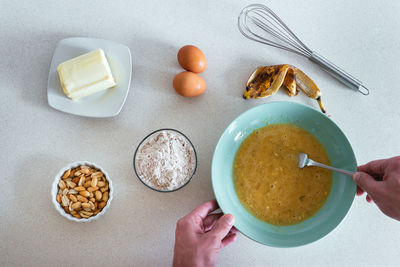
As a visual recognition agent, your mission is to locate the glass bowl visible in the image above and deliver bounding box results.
[133,128,197,193]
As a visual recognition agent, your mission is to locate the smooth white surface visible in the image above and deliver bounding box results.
[1,0,400,266]
[48,37,132,117]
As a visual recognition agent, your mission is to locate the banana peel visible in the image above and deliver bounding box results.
[244,65,326,113]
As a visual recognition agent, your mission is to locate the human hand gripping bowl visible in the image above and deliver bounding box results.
[173,199,238,267]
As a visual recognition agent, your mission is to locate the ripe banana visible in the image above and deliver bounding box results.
[244,65,326,113]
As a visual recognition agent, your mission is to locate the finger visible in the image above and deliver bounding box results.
[203,213,222,232]
[208,214,235,240]
[226,228,238,237]
[356,186,364,196]
[353,172,381,197]
[188,199,219,220]
[221,232,238,248]
[358,159,388,177]
[228,226,239,234]
[366,195,374,203]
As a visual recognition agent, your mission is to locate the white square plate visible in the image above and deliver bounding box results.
[47,37,132,117]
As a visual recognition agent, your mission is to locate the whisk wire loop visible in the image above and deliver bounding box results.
[252,9,310,55]
[250,12,305,53]
[238,4,312,57]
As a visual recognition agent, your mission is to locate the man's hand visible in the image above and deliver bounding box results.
[173,199,238,267]
[353,156,400,220]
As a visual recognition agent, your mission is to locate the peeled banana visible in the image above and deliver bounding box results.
[244,65,326,113]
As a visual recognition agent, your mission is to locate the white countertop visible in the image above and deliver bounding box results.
[2,0,400,266]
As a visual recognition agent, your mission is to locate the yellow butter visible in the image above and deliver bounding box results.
[57,49,116,100]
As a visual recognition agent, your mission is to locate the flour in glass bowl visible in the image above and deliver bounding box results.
[135,130,196,191]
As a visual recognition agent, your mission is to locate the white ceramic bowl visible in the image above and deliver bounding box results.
[51,161,114,222]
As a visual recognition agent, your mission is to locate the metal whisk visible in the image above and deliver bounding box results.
[238,4,370,95]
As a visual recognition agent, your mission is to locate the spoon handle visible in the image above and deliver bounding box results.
[309,160,355,177]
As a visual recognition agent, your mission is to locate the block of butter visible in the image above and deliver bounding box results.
[57,49,116,100]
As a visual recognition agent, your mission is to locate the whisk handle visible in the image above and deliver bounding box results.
[309,52,369,95]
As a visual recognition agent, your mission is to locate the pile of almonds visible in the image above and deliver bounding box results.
[56,165,110,219]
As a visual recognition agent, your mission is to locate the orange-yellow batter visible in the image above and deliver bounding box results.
[233,124,332,225]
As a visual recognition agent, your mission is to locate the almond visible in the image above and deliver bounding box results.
[69,194,78,203]
[91,172,103,179]
[77,195,88,203]
[98,201,106,210]
[56,194,62,203]
[79,190,90,198]
[70,167,77,173]
[64,206,70,214]
[62,188,69,196]
[87,186,98,193]
[61,195,70,207]
[74,187,85,191]
[91,177,98,187]
[97,181,105,187]
[79,212,90,218]
[80,211,93,217]
[71,202,82,210]
[82,202,91,211]
[78,176,86,187]
[95,191,102,201]
[61,169,71,179]
[83,181,92,188]
[69,189,77,195]
[58,180,66,190]
[66,180,76,188]
[80,168,90,174]
[102,191,109,202]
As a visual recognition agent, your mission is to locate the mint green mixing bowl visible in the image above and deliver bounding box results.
[211,101,357,247]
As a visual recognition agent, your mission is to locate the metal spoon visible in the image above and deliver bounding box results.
[298,153,354,177]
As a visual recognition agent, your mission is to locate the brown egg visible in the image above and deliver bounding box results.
[173,71,206,97]
[177,45,207,73]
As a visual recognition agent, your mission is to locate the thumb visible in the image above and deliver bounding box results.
[353,172,380,196]
[208,214,234,240]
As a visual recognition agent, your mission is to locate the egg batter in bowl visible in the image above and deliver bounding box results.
[233,123,332,226]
